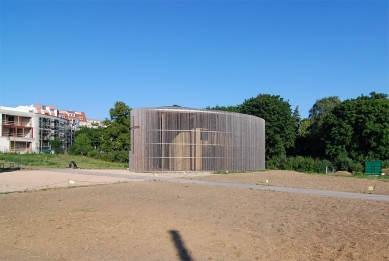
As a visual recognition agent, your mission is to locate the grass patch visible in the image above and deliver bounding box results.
[0,153,128,169]
[346,172,389,182]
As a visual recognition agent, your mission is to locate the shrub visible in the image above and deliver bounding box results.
[267,156,334,173]
[334,156,353,172]
[266,156,283,170]
[87,150,99,158]
[314,159,333,173]
[298,157,315,173]
[382,160,389,168]
[350,162,364,173]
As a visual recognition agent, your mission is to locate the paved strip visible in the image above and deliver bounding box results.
[40,168,389,202]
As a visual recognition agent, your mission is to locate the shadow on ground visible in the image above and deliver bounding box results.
[169,230,193,261]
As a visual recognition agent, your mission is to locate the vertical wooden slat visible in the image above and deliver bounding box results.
[130,107,265,172]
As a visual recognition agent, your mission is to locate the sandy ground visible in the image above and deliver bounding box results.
[194,170,389,195]
[1,169,389,260]
[0,168,211,193]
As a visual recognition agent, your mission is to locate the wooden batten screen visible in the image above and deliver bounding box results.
[130,107,265,172]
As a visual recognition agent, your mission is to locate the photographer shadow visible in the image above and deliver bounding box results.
[169,230,193,261]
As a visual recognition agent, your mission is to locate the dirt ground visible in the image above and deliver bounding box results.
[1,169,389,260]
[195,170,389,195]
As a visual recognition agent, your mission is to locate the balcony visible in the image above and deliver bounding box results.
[2,120,32,127]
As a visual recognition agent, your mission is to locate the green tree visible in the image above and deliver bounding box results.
[322,92,389,161]
[293,106,302,136]
[239,94,296,159]
[101,101,132,162]
[300,118,311,138]
[292,106,303,156]
[296,118,312,156]
[49,138,63,154]
[72,133,93,156]
[308,96,341,157]
[205,105,240,113]
[76,127,105,150]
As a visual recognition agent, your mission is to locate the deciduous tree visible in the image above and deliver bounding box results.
[101,101,132,161]
[323,92,389,161]
[308,96,341,158]
[239,94,296,159]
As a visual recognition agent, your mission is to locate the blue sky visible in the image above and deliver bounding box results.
[1,1,388,119]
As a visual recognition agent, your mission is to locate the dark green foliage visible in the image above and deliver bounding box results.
[351,162,364,173]
[307,96,341,158]
[293,106,302,137]
[383,160,389,168]
[291,106,303,156]
[266,156,333,173]
[205,105,240,112]
[334,154,353,172]
[322,92,389,162]
[239,94,296,159]
[102,101,132,156]
[298,157,315,173]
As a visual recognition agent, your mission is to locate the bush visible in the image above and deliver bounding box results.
[266,156,334,174]
[334,156,353,172]
[100,150,128,163]
[87,150,99,158]
[298,157,315,173]
[282,156,304,170]
[266,156,283,170]
[350,162,364,173]
[314,159,333,173]
[382,160,389,168]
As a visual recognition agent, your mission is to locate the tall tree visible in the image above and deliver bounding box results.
[292,106,302,136]
[308,96,341,157]
[322,92,389,161]
[239,94,296,159]
[102,101,132,155]
[292,106,303,156]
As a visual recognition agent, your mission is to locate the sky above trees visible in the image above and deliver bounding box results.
[1,1,387,119]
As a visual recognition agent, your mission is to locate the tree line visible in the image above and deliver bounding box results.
[69,92,389,172]
[68,101,131,163]
[207,92,389,172]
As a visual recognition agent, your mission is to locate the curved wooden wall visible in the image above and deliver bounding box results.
[130,107,265,172]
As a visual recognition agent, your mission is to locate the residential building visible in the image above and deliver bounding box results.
[0,106,73,154]
[33,104,59,117]
[58,110,87,130]
[79,119,105,128]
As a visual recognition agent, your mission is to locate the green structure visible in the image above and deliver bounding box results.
[365,161,382,175]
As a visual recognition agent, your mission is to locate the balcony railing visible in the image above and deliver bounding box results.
[4,133,33,138]
[2,120,32,127]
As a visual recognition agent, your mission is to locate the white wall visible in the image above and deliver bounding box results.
[0,137,10,153]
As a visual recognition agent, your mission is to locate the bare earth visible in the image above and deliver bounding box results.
[1,169,389,260]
